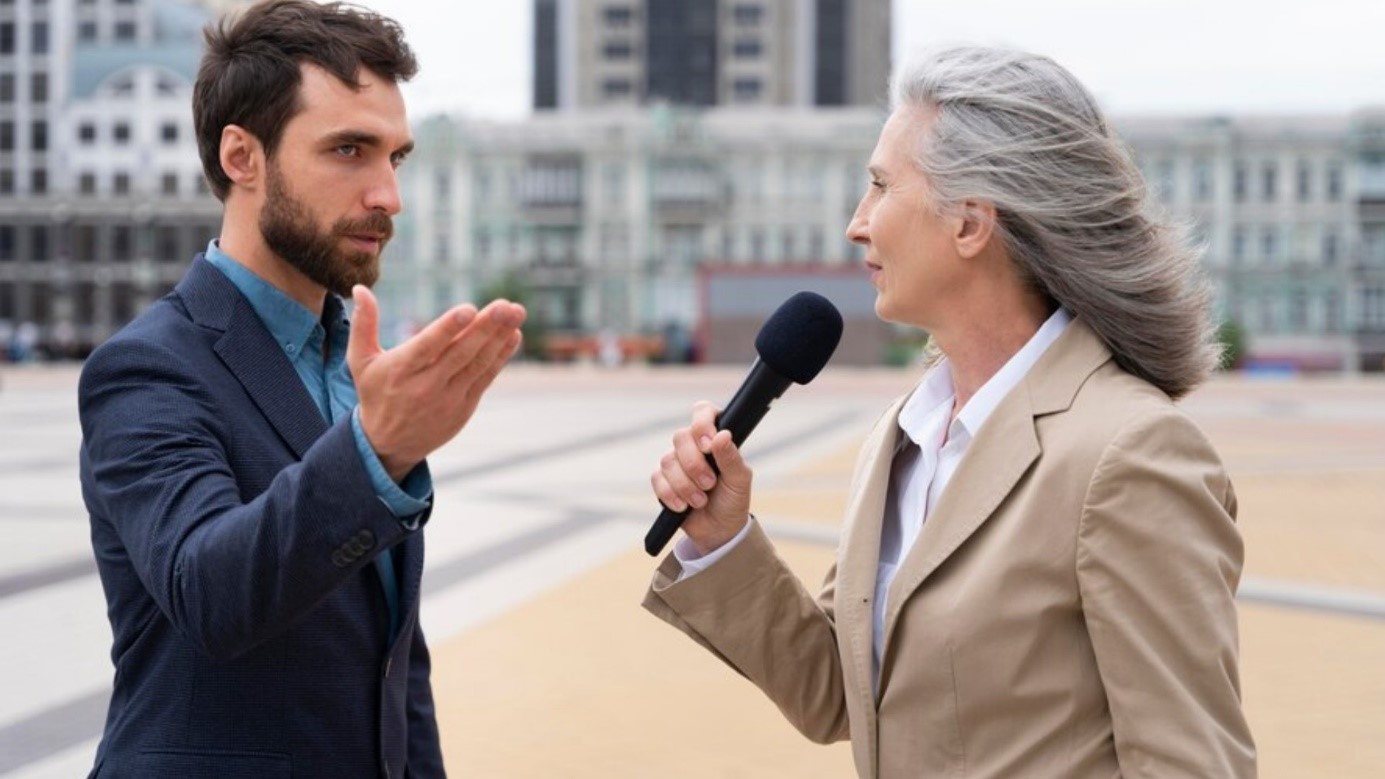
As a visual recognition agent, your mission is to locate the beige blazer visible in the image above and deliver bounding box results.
[644,319,1256,778]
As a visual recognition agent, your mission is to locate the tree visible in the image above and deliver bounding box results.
[1215,319,1247,371]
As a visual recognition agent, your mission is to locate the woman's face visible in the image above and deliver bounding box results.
[846,107,965,331]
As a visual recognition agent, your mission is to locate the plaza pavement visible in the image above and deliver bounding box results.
[0,363,1381,777]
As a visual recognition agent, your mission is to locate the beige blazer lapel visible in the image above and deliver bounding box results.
[833,393,907,774]
[880,320,1113,670]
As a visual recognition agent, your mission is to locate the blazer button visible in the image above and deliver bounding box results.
[331,549,350,568]
[355,529,376,549]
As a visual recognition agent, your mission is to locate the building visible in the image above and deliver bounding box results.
[1120,111,1385,371]
[0,0,228,359]
[533,0,891,111]
[385,106,889,361]
[389,106,1385,370]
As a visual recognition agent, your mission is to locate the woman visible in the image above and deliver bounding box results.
[643,47,1256,778]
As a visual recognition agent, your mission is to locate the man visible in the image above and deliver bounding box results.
[77,2,524,776]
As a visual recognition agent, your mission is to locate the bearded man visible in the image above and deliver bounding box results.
[76,2,525,777]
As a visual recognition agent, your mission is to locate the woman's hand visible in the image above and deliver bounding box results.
[650,401,754,556]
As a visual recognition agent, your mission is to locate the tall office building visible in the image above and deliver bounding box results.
[533,0,891,110]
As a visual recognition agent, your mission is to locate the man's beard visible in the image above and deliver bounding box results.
[259,163,393,297]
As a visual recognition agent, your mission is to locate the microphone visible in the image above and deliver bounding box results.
[644,291,843,556]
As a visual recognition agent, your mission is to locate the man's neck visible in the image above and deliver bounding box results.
[217,221,327,317]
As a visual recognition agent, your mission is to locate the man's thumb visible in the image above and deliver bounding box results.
[347,285,382,368]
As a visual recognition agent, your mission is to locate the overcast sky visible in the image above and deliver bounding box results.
[366,0,1385,121]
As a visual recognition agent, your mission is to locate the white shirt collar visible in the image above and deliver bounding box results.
[898,307,1073,447]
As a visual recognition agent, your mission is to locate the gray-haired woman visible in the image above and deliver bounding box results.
[645,46,1255,778]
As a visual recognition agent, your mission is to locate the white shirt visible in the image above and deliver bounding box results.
[678,308,1073,690]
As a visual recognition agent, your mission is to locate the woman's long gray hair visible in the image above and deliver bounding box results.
[893,46,1219,400]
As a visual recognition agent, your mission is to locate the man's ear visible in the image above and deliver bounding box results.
[953,199,998,260]
[219,125,263,192]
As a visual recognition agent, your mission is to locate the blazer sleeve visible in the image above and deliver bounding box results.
[79,337,413,661]
[1076,407,1257,777]
[404,621,446,778]
[642,519,850,744]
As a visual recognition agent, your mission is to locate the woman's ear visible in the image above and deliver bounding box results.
[953,199,998,259]
[218,125,263,192]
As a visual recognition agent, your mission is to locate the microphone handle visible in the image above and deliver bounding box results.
[644,359,792,556]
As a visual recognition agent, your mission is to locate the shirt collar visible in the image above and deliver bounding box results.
[899,307,1073,447]
[204,239,326,357]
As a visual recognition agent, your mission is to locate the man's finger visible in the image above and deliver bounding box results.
[401,303,478,369]
[438,301,525,381]
[347,285,383,373]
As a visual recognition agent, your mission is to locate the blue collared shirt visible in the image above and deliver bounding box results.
[205,240,429,642]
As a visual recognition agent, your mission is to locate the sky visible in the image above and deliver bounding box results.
[367,0,1385,121]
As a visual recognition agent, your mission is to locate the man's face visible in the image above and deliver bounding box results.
[259,157,391,295]
[259,64,413,296]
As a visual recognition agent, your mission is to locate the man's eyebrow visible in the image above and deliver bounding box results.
[323,130,414,156]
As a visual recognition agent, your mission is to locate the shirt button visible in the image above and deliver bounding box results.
[285,344,296,353]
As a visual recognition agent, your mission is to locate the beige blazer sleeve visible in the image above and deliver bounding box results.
[642,519,851,744]
[1078,405,1251,776]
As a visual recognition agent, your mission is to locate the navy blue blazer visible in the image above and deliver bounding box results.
[78,257,444,778]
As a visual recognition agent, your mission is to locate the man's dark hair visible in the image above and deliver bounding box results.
[193,0,418,201]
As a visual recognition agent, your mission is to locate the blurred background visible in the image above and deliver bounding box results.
[0,0,1382,372]
[0,1,1383,777]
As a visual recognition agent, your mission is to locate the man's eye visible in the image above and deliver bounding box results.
[870,179,886,190]
[335,145,359,157]
[390,152,408,168]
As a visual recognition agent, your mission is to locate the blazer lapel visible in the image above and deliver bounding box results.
[178,256,327,459]
[834,393,908,772]
[879,319,1113,668]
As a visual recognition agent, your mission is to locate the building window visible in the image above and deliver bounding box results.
[1232,162,1248,203]
[78,21,97,42]
[733,38,762,58]
[1261,162,1277,202]
[1325,290,1341,333]
[603,41,633,60]
[160,122,177,144]
[1261,227,1277,262]
[31,120,45,152]
[113,172,130,195]
[31,167,46,195]
[31,22,48,55]
[1324,229,1339,265]
[0,23,14,56]
[74,225,96,261]
[30,71,46,103]
[1296,161,1312,202]
[113,122,131,144]
[79,172,96,195]
[160,172,178,195]
[0,121,13,152]
[1231,227,1246,264]
[0,225,12,261]
[603,6,632,27]
[1326,163,1343,201]
[0,73,11,103]
[156,225,179,261]
[113,226,133,261]
[31,226,48,262]
[0,169,11,195]
[114,21,136,41]
[733,4,763,24]
[1192,158,1213,202]
[78,122,96,143]
[733,77,762,101]
[601,78,632,98]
